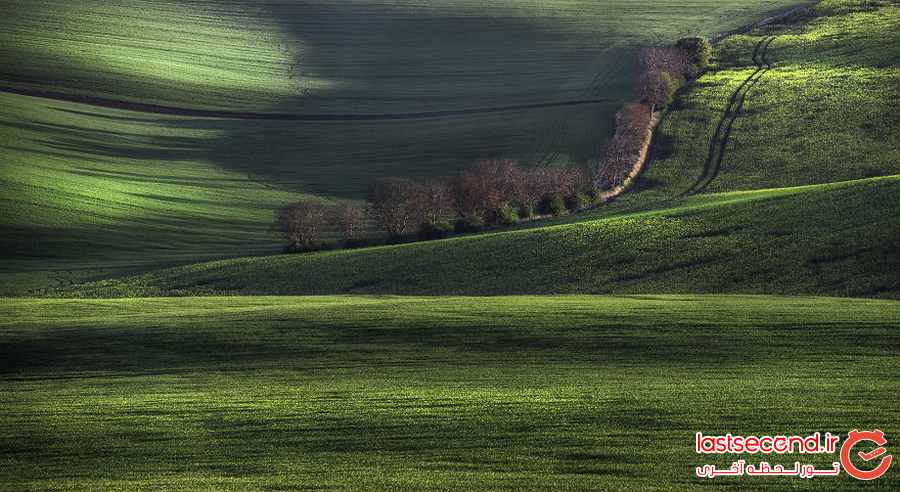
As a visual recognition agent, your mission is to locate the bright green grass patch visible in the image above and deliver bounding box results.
[0,0,809,112]
[1,295,898,490]
[56,175,900,299]
[642,0,900,197]
[0,93,299,294]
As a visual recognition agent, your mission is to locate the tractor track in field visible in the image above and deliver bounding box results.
[0,85,609,121]
[683,35,777,196]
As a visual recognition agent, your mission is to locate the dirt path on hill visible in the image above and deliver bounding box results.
[0,85,609,121]
[599,3,810,201]
[683,35,777,196]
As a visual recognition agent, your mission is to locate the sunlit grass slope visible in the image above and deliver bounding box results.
[2,295,898,490]
[60,174,900,299]
[0,93,296,294]
[1,0,808,113]
[642,0,900,197]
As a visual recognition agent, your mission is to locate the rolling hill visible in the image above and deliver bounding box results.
[41,0,900,299]
[57,174,900,298]
[1,0,817,294]
[2,0,809,113]
[3,1,899,490]
[641,0,900,198]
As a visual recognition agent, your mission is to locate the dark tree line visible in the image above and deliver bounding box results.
[275,160,598,250]
[275,199,367,252]
[595,103,653,190]
[367,160,596,242]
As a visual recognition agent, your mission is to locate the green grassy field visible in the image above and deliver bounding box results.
[2,295,898,490]
[57,174,900,299]
[641,0,900,198]
[3,1,900,489]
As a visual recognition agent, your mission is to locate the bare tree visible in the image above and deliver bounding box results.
[509,166,540,215]
[414,178,454,224]
[530,165,589,200]
[640,69,678,110]
[638,47,690,110]
[528,167,553,202]
[616,103,652,140]
[484,158,519,199]
[275,200,328,250]
[594,104,652,189]
[334,201,367,243]
[639,47,690,80]
[368,177,417,240]
[596,134,633,189]
[451,159,519,220]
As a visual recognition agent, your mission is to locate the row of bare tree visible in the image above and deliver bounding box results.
[368,159,594,240]
[595,103,653,190]
[275,159,596,251]
[595,37,712,190]
[641,38,712,110]
[275,200,367,252]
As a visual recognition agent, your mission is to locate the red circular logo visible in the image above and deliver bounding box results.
[840,429,892,480]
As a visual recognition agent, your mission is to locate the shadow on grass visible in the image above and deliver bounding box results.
[4,310,896,377]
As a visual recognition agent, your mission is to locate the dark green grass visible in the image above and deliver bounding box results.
[2,295,898,490]
[640,0,900,198]
[56,175,900,299]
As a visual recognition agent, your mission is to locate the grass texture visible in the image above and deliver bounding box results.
[1,0,808,112]
[2,295,898,490]
[642,0,900,197]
